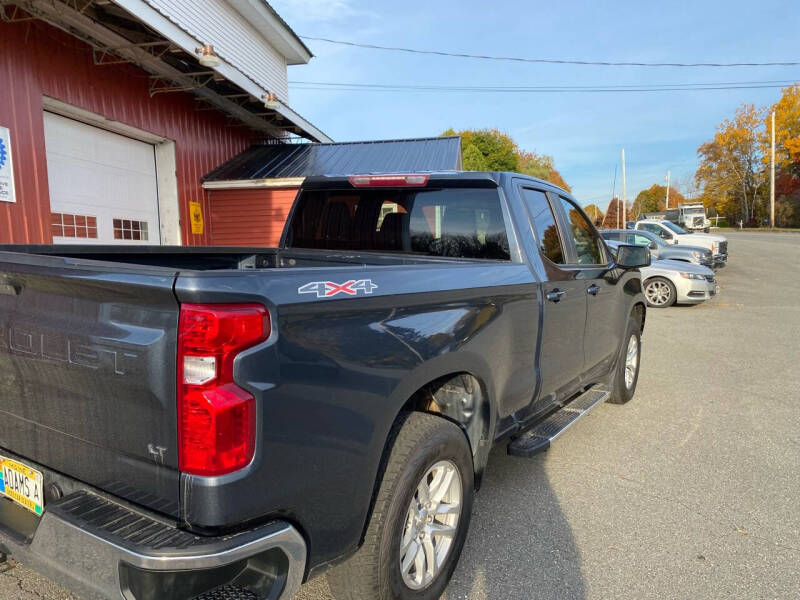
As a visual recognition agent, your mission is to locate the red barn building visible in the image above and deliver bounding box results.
[0,0,329,246]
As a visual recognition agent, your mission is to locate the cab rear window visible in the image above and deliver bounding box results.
[287,188,511,260]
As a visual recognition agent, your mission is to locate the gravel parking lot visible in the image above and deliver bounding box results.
[3,231,798,600]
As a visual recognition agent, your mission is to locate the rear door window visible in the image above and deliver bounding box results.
[288,187,510,260]
[520,188,565,264]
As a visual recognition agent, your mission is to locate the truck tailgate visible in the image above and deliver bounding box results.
[0,253,181,517]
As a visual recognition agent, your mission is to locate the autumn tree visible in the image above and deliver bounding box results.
[763,84,800,177]
[583,204,604,225]
[443,128,570,191]
[602,197,627,228]
[631,184,686,217]
[517,150,572,192]
[762,84,800,226]
[695,104,767,223]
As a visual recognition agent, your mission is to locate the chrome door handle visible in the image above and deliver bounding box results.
[587,284,600,296]
[546,289,565,302]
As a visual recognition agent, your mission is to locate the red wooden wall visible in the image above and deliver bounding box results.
[0,18,256,245]
[208,187,298,246]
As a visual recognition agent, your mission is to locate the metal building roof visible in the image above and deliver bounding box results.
[202,137,462,182]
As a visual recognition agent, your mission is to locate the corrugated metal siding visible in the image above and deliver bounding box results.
[209,187,297,246]
[203,137,463,181]
[0,18,255,245]
[143,0,289,100]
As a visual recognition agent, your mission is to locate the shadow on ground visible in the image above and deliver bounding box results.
[297,445,585,600]
[440,447,585,600]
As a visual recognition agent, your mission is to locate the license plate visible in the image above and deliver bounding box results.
[0,456,44,516]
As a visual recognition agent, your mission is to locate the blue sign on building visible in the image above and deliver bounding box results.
[0,126,16,203]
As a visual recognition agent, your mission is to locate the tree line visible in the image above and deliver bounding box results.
[695,84,800,227]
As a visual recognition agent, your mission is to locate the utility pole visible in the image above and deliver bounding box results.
[770,110,776,228]
[665,170,671,210]
[621,148,626,227]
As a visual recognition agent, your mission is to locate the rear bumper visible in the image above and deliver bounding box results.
[0,490,306,600]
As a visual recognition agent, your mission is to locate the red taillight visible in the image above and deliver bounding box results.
[348,174,429,187]
[177,303,269,476]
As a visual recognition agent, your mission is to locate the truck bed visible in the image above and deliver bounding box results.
[0,244,473,271]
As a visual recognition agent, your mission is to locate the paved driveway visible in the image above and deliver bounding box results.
[3,231,799,599]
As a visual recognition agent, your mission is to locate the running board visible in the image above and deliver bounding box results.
[507,387,611,458]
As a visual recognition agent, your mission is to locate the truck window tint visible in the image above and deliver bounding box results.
[639,223,662,236]
[288,188,510,260]
[557,197,605,265]
[521,188,565,264]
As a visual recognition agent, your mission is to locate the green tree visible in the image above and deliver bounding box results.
[443,128,570,190]
[461,143,488,171]
[443,128,518,172]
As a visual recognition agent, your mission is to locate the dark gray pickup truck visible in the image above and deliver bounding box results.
[0,172,649,600]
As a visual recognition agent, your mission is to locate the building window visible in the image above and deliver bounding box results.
[51,213,98,238]
[113,219,149,240]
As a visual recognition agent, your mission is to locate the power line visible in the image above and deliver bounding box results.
[291,79,795,90]
[300,36,800,68]
[289,79,798,94]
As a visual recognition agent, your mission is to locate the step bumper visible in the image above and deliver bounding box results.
[0,490,306,600]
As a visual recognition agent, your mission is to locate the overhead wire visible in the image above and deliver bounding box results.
[299,36,800,68]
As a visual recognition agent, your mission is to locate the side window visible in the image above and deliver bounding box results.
[633,234,651,246]
[557,197,606,265]
[640,223,663,237]
[521,188,565,264]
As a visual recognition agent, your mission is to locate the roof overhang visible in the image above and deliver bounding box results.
[228,0,312,65]
[2,0,331,142]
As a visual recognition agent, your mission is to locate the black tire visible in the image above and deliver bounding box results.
[607,317,642,405]
[704,227,710,233]
[328,412,474,600]
[643,276,677,308]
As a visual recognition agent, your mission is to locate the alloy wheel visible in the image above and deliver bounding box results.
[645,280,672,306]
[625,335,639,389]
[399,460,463,590]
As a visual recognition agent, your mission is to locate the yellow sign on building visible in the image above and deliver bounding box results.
[189,201,204,234]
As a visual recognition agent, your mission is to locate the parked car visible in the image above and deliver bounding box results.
[634,219,727,266]
[0,172,649,600]
[601,229,715,268]
[606,240,718,307]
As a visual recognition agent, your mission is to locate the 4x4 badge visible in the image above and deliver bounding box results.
[298,279,378,298]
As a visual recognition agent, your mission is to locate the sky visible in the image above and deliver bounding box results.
[271,0,799,209]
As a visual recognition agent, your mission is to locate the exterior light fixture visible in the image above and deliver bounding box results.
[196,44,221,68]
[264,92,280,110]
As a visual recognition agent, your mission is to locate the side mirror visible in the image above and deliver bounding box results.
[649,241,658,250]
[615,244,651,269]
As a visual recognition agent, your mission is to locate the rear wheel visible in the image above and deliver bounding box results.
[644,277,676,308]
[327,412,474,600]
[608,317,642,404]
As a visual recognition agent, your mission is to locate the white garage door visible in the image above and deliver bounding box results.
[44,112,161,244]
